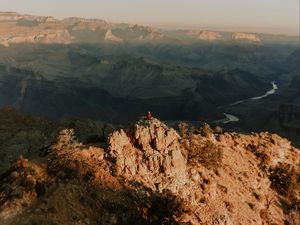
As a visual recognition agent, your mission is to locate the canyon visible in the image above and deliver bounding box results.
[0,11,299,225]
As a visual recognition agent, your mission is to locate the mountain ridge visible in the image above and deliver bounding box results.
[0,12,298,47]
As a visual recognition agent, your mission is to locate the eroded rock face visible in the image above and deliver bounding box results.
[107,119,191,195]
[0,12,165,46]
[0,12,48,22]
[232,32,261,42]
[198,31,221,41]
[106,118,299,224]
[0,29,73,47]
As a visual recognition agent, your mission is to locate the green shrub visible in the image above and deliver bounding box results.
[188,140,223,169]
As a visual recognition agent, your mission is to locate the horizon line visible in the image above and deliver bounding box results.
[1,11,299,37]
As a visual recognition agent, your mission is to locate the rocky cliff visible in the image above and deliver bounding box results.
[2,12,297,46]
[232,32,261,42]
[0,117,299,225]
[198,31,221,41]
[0,12,165,46]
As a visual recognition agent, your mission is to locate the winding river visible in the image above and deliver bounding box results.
[221,81,278,124]
[222,113,239,124]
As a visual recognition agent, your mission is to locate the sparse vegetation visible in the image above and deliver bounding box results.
[269,164,300,209]
[188,139,223,169]
[0,115,299,225]
[259,195,275,224]
[178,122,189,139]
[199,123,213,138]
[149,189,186,225]
[214,126,223,134]
[178,122,223,169]
[285,208,300,225]
[246,143,271,171]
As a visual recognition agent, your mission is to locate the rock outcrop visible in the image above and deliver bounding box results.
[128,24,165,41]
[107,119,192,199]
[198,31,221,41]
[0,29,73,46]
[232,32,261,42]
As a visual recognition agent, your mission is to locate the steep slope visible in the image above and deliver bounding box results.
[220,48,300,146]
[0,107,115,174]
[0,107,56,174]
[0,45,271,122]
[0,118,299,225]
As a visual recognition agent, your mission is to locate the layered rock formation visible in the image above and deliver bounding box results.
[107,119,191,198]
[198,31,221,41]
[1,12,299,46]
[232,32,261,42]
[0,12,164,46]
[128,24,165,41]
[0,12,50,22]
[0,12,73,46]
[0,29,73,46]
[0,118,299,225]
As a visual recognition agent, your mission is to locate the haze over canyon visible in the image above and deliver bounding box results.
[0,11,299,225]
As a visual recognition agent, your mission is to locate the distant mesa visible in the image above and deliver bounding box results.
[68,18,109,31]
[231,32,261,42]
[0,12,51,23]
[128,24,165,41]
[0,29,73,47]
[198,31,221,41]
[0,12,167,46]
[0,12,298,46]
[0,12,23,21]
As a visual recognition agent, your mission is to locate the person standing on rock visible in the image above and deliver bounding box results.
[146,111,152,120]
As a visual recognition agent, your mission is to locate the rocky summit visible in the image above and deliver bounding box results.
[0,117,299,225]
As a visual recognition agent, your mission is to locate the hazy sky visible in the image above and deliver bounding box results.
[0,0,299,35]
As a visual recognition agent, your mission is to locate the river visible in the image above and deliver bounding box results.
[221,81,278,124]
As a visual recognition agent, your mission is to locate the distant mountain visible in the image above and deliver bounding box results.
[0,12,298,46]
